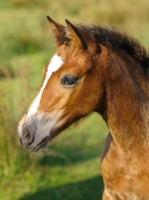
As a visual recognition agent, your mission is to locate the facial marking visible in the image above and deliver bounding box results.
[27,54,63,118]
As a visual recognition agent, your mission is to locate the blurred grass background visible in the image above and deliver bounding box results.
[0,0,149,199]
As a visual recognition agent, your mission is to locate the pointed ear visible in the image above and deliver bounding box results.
[47,16,66,46]
[65,19,94,52]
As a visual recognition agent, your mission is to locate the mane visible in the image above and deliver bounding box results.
[77,24,149,68]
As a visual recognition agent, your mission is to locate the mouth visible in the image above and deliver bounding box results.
[33,136,49,152]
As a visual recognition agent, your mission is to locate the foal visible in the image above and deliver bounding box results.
[18,16,149,199]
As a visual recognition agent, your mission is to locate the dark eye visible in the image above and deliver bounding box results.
[61,75,78,86]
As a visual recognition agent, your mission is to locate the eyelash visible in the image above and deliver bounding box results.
[61,75,78,87]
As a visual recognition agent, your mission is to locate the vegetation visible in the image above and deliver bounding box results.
[0,0,149,199]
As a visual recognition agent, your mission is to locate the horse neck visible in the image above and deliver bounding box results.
[100,49,149,152]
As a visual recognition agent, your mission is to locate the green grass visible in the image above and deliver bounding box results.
[1,0,149,199]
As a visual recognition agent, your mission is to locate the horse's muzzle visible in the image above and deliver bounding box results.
[18,125,49,151]
[17,114,52,151]
[19,126,35,148]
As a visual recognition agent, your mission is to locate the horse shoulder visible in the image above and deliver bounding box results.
[101,133,149,199]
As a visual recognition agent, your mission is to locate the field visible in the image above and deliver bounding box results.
[0,0,149,199]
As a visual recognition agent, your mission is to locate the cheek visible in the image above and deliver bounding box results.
[69,77,100,115]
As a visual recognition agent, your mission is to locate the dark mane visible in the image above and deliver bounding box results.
[77,24,149,68]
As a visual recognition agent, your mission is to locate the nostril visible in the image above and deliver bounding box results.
[22,127,34,146]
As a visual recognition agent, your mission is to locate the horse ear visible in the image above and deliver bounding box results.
[65,19,92,52]
[47,16,66,46]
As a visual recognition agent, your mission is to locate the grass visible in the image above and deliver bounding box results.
[0,0,149,199]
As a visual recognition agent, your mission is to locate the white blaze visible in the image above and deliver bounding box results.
[27,54,63,118]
